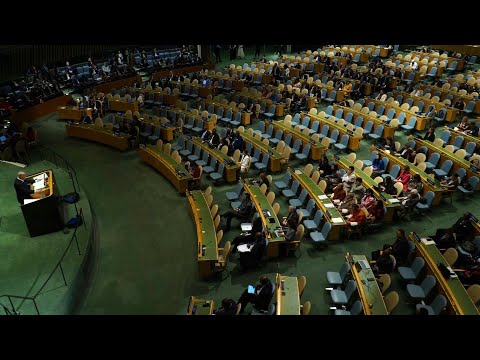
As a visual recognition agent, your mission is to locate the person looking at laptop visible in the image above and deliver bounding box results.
[237,274,274,313]
[222,193,253,231]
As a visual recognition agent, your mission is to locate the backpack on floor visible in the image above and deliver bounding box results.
[62,192,80,204]
[65,215,83,228]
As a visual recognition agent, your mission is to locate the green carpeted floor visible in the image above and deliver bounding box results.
[5,48,479,315]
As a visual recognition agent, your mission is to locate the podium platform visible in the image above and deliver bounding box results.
[21,169,64,237]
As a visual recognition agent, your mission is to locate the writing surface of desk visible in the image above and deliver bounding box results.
[336,156,400,222]
[187,296,214,315]
[364,98,429,131]
[276,273,301,315]
[238,133,283,172]
[272,121,326,161]
[374,146,445,205]
[65,123,130,151]
[21,170,63,237]
[191,137,239,183]
[139,145,192,194]
[412,137,480,190]
[409,234,479,315]
[394,92,458,123]
[348,254,388,315]
[243,179,283,258]
[108,100,139,112]
[57,106,93,121]
[303,112,362,151]
[187,190,218,279]
[446,126,480,150]
[333,104,397,139]
[289,168,346,241]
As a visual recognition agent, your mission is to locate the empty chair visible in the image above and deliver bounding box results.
[401,116,417,132]
[310,222,332,247]
[467,284,480,306]
[334,134,349,152]
[334,300,363,315]
[330,280,357,306]
[262,125,274,140]
[363,121,374,136]
[384,291,399,315]
[369,125,384,141]
[398,257,425,282]
[295,144,311,161]
[303,210,324,231]
[382,164,401,179]
[282,180,300,199]
[424,152,440,170]
[451,136,464,152]
[329,129,339,146]
[274,172,291,190]
[254,153,269,171]
[416,294,447,315]
[289,188,308,208]
[298,198,316,219]
[209,163,225,182]
[290,138,302,156]
[443,248,458,267]
[269,130,283,146]
[187,145,201,162]
[326,262,351,287]
[465,142,476,157]
[226,182,244,201]
[406,275,437,301]
[203,157,218,174]
[433,160,453,178]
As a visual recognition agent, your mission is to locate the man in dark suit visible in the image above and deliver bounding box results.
[231,215,264,254]
[14,171,36,204]
[213,298,237,315]
[281,205,299,227]
[208,128,220,148]
[238,232,267,270]
[222,193,253,231]
[237,274,274,313]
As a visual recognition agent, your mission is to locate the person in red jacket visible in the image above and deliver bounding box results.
[395,166,411,191]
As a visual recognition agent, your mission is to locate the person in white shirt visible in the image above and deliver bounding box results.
[341,166,356,191]
[240,149,251,174]
[410,61,418,71]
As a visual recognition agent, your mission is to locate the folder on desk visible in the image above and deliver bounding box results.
[389,198,400,203]
[318,194,328,200]
[331,217,343,223]
[324,203,334,208]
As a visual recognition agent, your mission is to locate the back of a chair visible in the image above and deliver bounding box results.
[272,202,280,215]
[377,273,391,295]
[394,182,403,197]
[430,294,447,315]
[467,284,480,305]
[297,276,307,298]
[421,275,437,298]
[304,163,314,177]
[347,152,356,163]
[384,291,399,315]
[301,301,311,315]
[443,248,458,267]
[345,280,357,301]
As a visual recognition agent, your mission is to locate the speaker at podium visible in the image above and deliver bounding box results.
[20,169,64,237]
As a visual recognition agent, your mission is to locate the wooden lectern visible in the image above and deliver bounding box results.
[21,170,64,237]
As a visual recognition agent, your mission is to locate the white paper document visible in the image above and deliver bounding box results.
[295,170,302,174]
[32,182,45,191]
[332,217,344,223]
[318,195,328,200]
[23,198,41,205]
[324,203,335,208]
[389,198,400,203]
[237,244,252,253]
[421,238,436,245]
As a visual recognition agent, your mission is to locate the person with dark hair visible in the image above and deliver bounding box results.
[372,247,395,275]
[237,274,274,313]
[395,166,411,192]
[281,206,299,227]
[423,126,436,142]
[259,173,271,193]
[380,176,397,195]
[279,218,297,242]
[214,298,237,315]
[350,177,365,201]
[371,153,385,177]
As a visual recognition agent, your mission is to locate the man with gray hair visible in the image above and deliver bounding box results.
[281,205,299,227]
[14,171,36,204]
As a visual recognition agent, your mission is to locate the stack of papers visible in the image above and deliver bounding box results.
[318,194,328,200]
[389,198,400,203]
[324,203,335,208]
[332,217,344,223]
[421,238,436,245]
[295,170,302,174]
[32,182,45,191]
